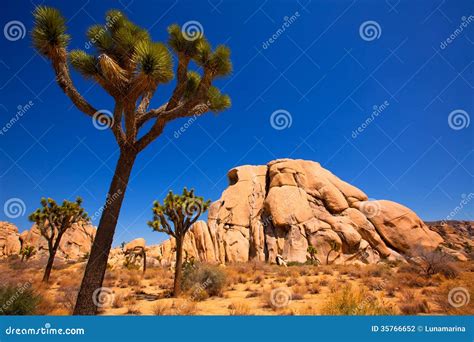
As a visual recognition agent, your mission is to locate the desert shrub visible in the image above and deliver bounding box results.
[152,301,171,315]
[127,274,141,286]
[321,284,395,315]
[396,289,429,315]
[292,285,307,300]
[172,299,198,315]
[438,263,460,279]
[182,263,226,297]
[253,274,265,284]
[308,283,320,294]
[414,247,456,277]
[228,302,252,315]
[126,303,140,315]
[112,293,124,308]
[0,284,41,315]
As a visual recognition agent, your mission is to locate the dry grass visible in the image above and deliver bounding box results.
[228,302,253,315]
[1,259,472,316]
[152,301,172,315]
[322,284,396,315]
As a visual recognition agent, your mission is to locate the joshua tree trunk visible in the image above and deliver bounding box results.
[74,148,137,315]
[43,246,58,282]
[173,236,184,296]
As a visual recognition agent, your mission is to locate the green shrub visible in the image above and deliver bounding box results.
[0,284,41,315]
[182,263,226,297]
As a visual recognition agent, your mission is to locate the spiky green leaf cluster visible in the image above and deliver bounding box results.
[32,6,70,57]
[148,188,210,236]
[29,197,89,237]
[132,41,173,83]
[69,50,99,78]
[167,24,203,58]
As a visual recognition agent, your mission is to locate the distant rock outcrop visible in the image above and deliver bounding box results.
[150,159,449,265]
[0,221,95,261]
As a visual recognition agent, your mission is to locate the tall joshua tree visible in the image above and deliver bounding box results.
[29,197,88,282]
[148,188,210,296]
[32,7,231,314]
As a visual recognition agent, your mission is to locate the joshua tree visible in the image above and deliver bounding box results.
[307,245,318,263]
[326,241,340,265]
[32,7,231,314]
[124,246,147,274]
[148,188,210,296]
[29,197,88,282]
[20,246,36,262]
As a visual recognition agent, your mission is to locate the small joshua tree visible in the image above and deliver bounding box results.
[307,245,318,264]
[29,197,88,282]
[148,188,210,296]
[326,241,340,265]
[32,6,231,315]
[20,246,36,262]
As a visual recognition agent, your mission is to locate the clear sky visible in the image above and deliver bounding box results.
[1,0,473,246]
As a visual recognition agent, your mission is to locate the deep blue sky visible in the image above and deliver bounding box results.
[1,0,473,246]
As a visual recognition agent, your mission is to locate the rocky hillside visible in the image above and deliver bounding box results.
[147,159,469,265]
[1,159,471,266]
[0,220,95,261]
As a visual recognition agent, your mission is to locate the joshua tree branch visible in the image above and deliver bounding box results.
[136,102,208,151]
[51,57,98,118]
[166,54,190,110]
[111,103,126,146]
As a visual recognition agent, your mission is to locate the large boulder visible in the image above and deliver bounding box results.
[353,200,443,255]
[154,158,446,265]
[0,222,21,256]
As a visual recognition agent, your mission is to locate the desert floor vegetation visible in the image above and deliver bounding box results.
[0,257,472,316]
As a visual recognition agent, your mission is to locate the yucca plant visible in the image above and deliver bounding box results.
[32,6,231,314]
[29,197,88,282]
[148,188,210,296]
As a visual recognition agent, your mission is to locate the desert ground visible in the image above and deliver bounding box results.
[2,256,473,316]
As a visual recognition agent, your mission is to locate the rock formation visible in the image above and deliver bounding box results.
[0,221,95,261]
[151,159,447,265]
[1,159,467,267]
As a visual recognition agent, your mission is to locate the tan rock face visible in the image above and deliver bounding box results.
[0,222,21,256]
[150,158,446,265]
[0,159,449,266]
[0,221,96,261]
